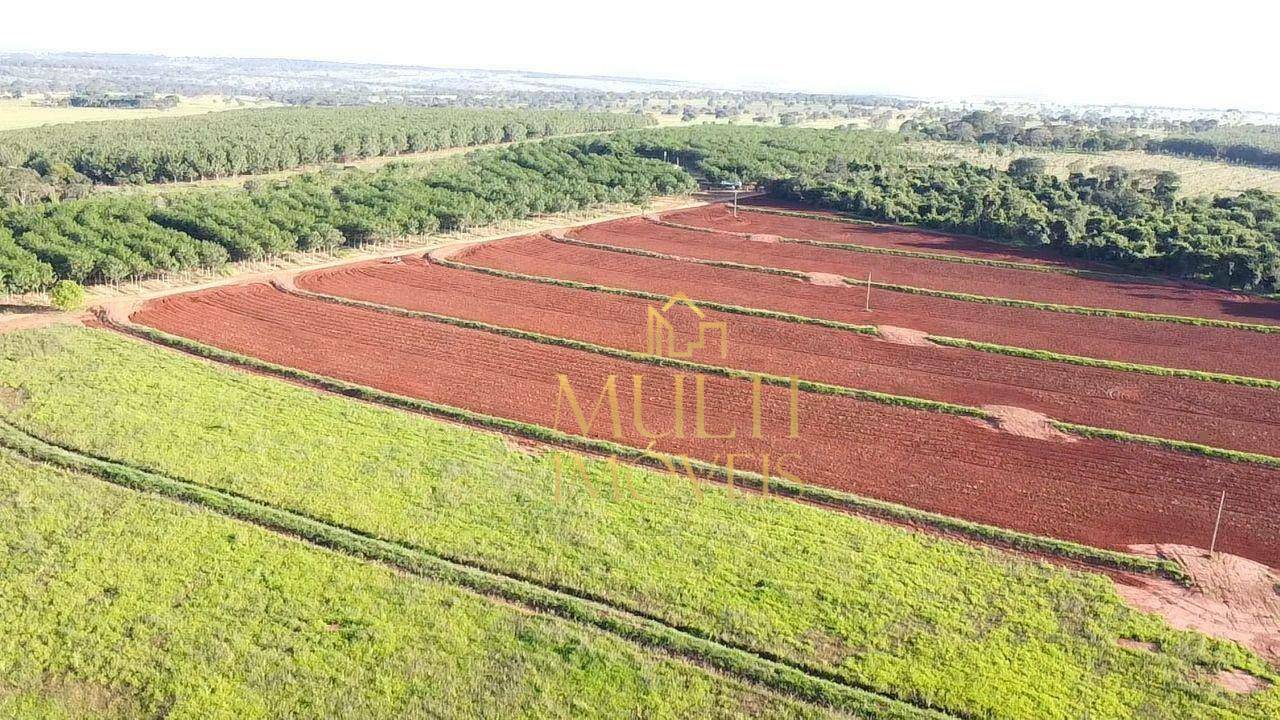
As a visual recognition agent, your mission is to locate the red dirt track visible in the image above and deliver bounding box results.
[132,283,1280,567]
[300,256,1280,456]
[455,235,1280,380]
[573,214,1280,326]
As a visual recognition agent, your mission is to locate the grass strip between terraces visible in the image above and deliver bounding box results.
[104,313,1187,581]
[1052,422,1280,469]
[288,284,1280,472]
[0,419,945,720]
[926,335,1280,390]
[440,246,1280,389]
[552,236,1280,334]
[653,217,1158,281]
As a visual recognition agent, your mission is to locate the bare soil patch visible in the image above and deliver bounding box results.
[1118,544,1280,664]
[806,272,844,287]
[980,406,1075,442]
[0,386,28,412]
[1216,669,1271,694]
[875,325,933,347]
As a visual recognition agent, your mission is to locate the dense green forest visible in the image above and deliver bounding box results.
[0,137,691,293]
[0,107,654,185]
[1148,125,1280,168]
[769,159,1280,291]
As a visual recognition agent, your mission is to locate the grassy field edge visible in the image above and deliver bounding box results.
[0,418,956,720]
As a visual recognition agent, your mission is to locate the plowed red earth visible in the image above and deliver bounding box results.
[573,215,1280,326]
[132,283,1280,566]
[697,200,1119,271]
[300,256,1280,456]
[455,235,1280,380]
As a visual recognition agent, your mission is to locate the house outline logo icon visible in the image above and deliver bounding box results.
[645,292,728,359]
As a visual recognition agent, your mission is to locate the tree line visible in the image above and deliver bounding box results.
[903,111,1280,171]
[614,126,1280,292]
[1148,125,1280,169]
[0,137,693,294]
[769,159,1280,292]
[0,107,655,186]
[620,125,913,185]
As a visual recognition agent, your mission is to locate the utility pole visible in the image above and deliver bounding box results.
[732,187,739,218]
[1209,490,1227,557]
[865,270,873,312]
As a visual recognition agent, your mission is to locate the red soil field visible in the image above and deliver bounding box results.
[301,256,1280,456]
[455,235,1280,380]
[690,200,1116,270]
[573,215,1280,326]
[132,283,1280,566]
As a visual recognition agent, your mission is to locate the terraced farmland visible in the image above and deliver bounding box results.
[2,327,1277,720]
[126,276,1280,566]
[300,256,1280,455]
[572,215,1280,326]
[455,234,1280,379]
[35,195,1278,718]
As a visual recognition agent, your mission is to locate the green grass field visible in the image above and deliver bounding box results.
[0,326,1275,719]
[0,453,821,720]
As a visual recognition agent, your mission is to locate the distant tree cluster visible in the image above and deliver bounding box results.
[0,137,693,294]
[0,107,655,186]
[53,92,181,109]
[770,161,1280,292]
[901,110,1144,151]
[1148,125,1280,168]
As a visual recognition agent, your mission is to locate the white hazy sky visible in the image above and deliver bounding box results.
[3,0,1276,111]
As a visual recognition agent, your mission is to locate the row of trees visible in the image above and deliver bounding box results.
[1148,125,1280,168]
[769,161,1280,292]
[58,92,181,109]
[621,125,912,185]
[0,137,693,294]
[903,111,1280,170]
[0,107,655,186]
